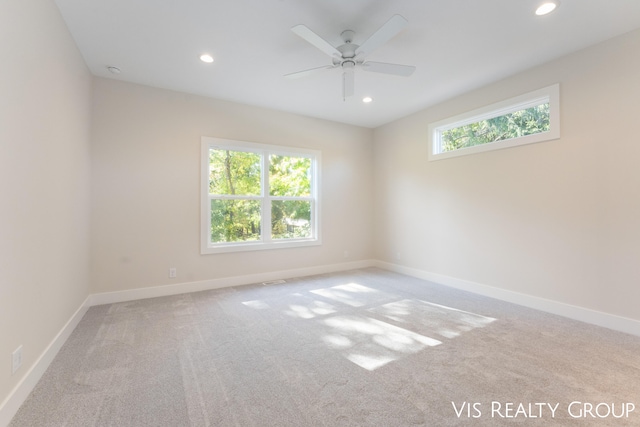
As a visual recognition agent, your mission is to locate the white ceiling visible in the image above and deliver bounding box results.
[54,0,640,128]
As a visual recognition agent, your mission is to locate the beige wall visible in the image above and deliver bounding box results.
[0,0,92,404]
[373,28,640,321]
[90,78,375,293]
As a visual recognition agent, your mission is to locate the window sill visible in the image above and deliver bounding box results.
[201,238,321,255]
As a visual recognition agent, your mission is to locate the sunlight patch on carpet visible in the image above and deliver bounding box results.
[241,300,271,310]
[368,299,497,339]
[283,300,337,319]
[310,283,396,307]
[321,315,442,370]
[241,283,498,371]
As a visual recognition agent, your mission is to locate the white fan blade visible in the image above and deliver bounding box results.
[355,15,408,58]
[292,25,341,58]
[342,70,354,101]
[285,65,336,79]
[362,61,415,76]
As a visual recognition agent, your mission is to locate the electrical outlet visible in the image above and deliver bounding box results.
[12,345,23,375]
[396,252,401,261]
[169,267,176,278]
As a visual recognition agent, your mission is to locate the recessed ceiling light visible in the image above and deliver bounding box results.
[536,1,559,16]
[362,96,373,103]
[106,66,121,74]
[200,54,214,63]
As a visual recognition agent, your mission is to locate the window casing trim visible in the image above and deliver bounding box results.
[200,137,321,254]
[428,84,560,161]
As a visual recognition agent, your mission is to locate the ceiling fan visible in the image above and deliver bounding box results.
[285,14,416,101]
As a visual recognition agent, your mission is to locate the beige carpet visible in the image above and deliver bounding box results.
[10,268,640,426]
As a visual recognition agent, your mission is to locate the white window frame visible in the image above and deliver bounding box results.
[201,137,321,254]
[428,84,560,161]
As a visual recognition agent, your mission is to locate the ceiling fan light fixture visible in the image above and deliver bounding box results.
[535,1,559,16]
[200,53,214,63]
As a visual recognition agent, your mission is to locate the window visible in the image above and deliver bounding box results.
[429,84,560,161]
[201,137,320,254]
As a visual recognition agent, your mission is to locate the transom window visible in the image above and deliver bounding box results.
[201,137,320,254]
[429,84,560,161]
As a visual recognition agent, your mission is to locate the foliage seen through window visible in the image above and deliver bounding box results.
[441,103,550,152]
[207,148,314,245]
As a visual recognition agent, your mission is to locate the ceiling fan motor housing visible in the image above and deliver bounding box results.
[335,33,359,67]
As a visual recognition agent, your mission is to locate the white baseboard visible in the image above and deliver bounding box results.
[0,296,91,427]
[90,259,377,306]
[375,260,640,337]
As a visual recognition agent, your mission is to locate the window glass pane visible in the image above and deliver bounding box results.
[209,149,261,195]
[210,199,261,243]
[271,200,311,239]
[441,103,550,152]
[269,155,311,197]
